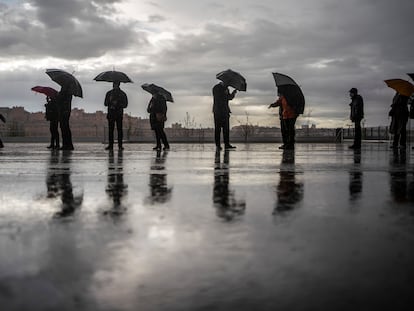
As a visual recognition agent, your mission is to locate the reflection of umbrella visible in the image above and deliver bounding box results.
[272,72,305,114]
[0,114,5,123]
[94,71,133,83]
[216,69,247,91]
[384,79,414,97]
[31,86,58,98]
[46,69,83,98]
[141,83,174,102]
[407,73,414,81]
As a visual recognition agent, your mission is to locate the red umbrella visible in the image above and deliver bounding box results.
[31,86,59,98]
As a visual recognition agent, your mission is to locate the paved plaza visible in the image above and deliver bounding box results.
[1,143,414,310]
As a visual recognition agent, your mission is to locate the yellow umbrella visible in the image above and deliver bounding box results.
[384,79,414,97]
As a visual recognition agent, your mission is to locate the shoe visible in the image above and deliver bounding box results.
[60,145,74,151]
[153,146,161,151]
[47,145,53,149]
[105,145,113,150]
[118,145,124,150]
[225,145,236,149]
[349,145,360,149]
[285,145,295,150]
[216,145,222,151]
[278,145,285,150]
[163,145,170,151]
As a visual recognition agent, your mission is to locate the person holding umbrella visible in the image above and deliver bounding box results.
[104,81,128,150]
[389,92,409,150]
[147,93,169,151]
[46,69,83,151]
[348,88,364,150]
[213,69,246,150]
[269,91,298,150]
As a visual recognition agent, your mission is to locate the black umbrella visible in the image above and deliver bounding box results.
[216,69,247,91]
[46,69,83,98]
[272,72,305,115]
[141,83,174,102]
[94,71,133,83]
[408,73,414,81]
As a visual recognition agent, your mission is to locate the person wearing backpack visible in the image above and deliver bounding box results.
[104,81,128,150]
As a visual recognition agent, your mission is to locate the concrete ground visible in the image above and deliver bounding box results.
[0,143,414,310]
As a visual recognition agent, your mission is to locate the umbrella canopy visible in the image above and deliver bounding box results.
[46,69,83,98]
[94,71,133,83]
[407,73,414,81]
[216,69,247,91]
[31,86,58,98]
[384,79,414,97]
[141,83,174,102]
[272,72,305,115]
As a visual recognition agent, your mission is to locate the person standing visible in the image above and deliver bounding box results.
[56,86,74,151]
[348,88,364,149]
[0,113,5,148]
[147,93,169,151]
[104,81,128,150]
[45,96,60,149]
[389,92,409,149]
[212,81,237,150]
[269,92,298,150]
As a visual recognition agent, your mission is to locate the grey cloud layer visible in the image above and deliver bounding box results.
[0,0,145,59]
[0,0,413,127]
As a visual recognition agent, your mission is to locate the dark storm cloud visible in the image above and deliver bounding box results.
[0,0,146,59]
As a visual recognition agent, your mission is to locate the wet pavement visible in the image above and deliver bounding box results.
[1,143,414,310]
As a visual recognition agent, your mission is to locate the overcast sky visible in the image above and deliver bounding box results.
[0,0,413,128]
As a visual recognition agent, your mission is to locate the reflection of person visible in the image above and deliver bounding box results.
[389,150,408,203]
[213,150,246,221]
[105,150,128,215]
[46,151,83,218]
[0,113,5,148]
[269,92,298,150]
[56,86,74,150]
[147,150,172,204]
[45,96,60,149]
[389,92,409,149]
[147,93,169,151]
[273,150,303,214]
[104,81,128,150]
[348,88,364,149]
[349,150,363,202]
[212,81,237,150]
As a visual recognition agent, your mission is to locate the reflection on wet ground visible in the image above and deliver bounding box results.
[1,143,414,310]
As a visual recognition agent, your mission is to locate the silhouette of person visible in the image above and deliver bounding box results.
[45,95,60,149]
[348,88,364,149]
[269,92,298,150]
[105,150,128,216]
[273,150,303,214]
[0,113,5,148]
[56,86,74,150]
[46,151,83,218]
[212,81,237,150]
[389,92,409,150]
[105,81,128,150]
[213,150,246,221]
[147,93,169,151]
[147,150,172,204]
[349,149,363,202]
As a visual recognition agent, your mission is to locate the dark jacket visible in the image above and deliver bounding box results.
[389,93,409,134]
[45,97,59,121]
[147,95,167,129]
[350,94,364,122]
[56,90,73,120]
[104,88,128,120]
[212,83,235,118]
